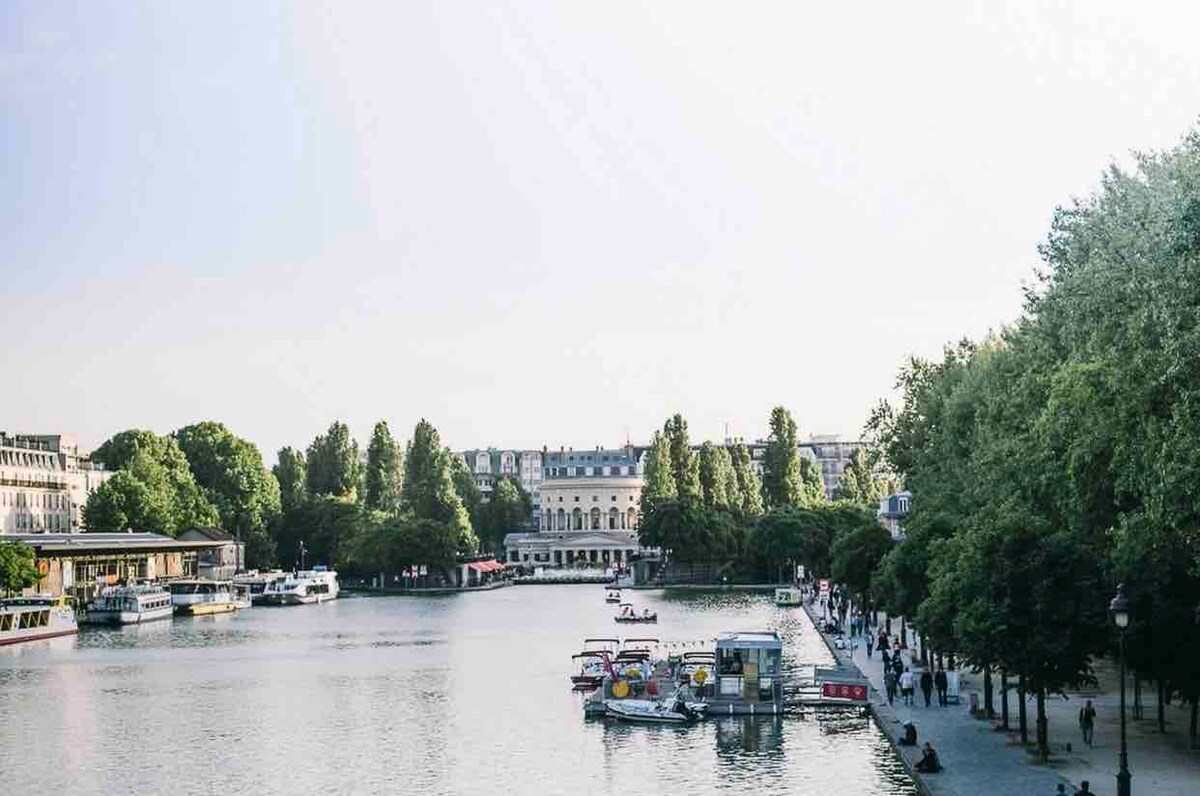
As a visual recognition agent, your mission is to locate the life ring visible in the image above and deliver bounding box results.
[612,680,631,698]
[693,669,708,685]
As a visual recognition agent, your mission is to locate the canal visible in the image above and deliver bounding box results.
[0,586,917,795]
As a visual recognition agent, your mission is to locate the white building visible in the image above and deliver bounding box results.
[460,448,544,528]
[0,433,113,534]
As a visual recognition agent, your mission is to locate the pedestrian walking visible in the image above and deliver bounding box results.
[884,668,897,706]
[1078,699,1096,747]
[899,667,914,705]
[892,655,904,686]
[920,669,933,707]
[866,633,875,659]
[880,647,891,670]
[934,666,948,707]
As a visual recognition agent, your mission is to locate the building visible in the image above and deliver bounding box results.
[459,448,543,528]
[177,526,244,579]
[732,434,866,500]
[877,490,911,540]
[6,531,223,602]
[503,444,647,568]
[0,433,113,534]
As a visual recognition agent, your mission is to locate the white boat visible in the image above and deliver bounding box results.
[604,685,706,724]
[614,603,657,623]
[0,596,78,645]
[774,587,804,606]
[168,580,242,616]
[233,570,286,605]
[259,567,339,605]
[86,584,173,625]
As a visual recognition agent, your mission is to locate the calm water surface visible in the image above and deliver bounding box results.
[0,586,916,796]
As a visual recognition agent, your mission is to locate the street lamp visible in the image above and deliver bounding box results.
[1109,583,1131,796]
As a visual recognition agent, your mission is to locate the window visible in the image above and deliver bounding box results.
[611,495,617,501]
[573,496,579,502]
[592,495,598,502]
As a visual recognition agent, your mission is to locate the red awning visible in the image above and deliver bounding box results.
[467,560,505,573]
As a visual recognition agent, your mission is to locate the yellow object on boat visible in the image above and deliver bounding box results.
[612,680,630,698]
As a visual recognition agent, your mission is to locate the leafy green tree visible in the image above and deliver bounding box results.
[85,432,219,535]
[697,441,734,510]
[276,494,362,571]
[639,431,676,510]
[364,420,403,513]
[481,476,533,553]
[305,421,362,499]
[0,541,39,595]
[834,448,893,505]
[273,447,308,515]
[174,421,282,568]
[447,451,484,531]
[401,419,476,554]
[762,407,803,507]
[830,516,893,608]
[664,414,701,501]
[799,457,826,506]
[730,443,764,516]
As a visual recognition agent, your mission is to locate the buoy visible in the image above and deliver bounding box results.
[612,680,631,698]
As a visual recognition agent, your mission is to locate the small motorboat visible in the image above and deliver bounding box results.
[614,603,657,623]
[571,652,609,690]
[604,589,622,603]
[604,685,706,724]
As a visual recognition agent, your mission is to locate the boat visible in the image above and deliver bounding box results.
[259,567,339,605]
[85,584,173,625]
[233,570,286,605]
[604,589,622,603]
[614,603,657,623]
[168,580,242,616]
[570,652,610,690]
[0,596,78,645]
[774,587,804,606]
[678,651,716,689]
[603,684,706,724]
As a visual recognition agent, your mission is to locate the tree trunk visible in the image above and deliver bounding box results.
[1158,680,1167,733]
[1190,695,1198,750]
[885,616,892,635]
[1000,670,1010,729]
[984,664,995,718]
[1018,676,1028,745]
[1036,688,1049,761]
[937,651,945,670]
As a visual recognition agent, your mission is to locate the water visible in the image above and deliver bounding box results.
[0,586,916,796]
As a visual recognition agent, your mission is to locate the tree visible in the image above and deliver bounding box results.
[639,431,676,514]
[730,443,764,516]
[401,419,476,554]
[447,451,484,531]
[830,516,893,607]
[663,414,701,501]
[762,407,803,507]
[305,421,361,499]
[697,441,733,510]
[834,448,893,505]
[364,421,403,513]
[273,447,308,515]
[798,457,826,506]
[481,476,533,553]
[0,541,39,595]
[84,432,219,536]
[174,421,282,568]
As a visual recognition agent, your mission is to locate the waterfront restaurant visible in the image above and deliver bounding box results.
[5,532,226,604]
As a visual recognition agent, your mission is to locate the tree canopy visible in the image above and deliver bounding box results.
[762,407,803,507]
[0,541,39,595]
[364,421,403,513]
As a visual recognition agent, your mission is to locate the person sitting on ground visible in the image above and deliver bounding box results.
[899,721,917,746]
[1075,781,1093,795]
[914,742,942,773]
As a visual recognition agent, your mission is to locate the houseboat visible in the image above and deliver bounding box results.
[0,596,78,645]
[168,580,242,616]
[86,584,174,625]
[259,567,339,605]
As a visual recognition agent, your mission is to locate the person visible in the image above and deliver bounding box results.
[880,647,891,670]
[934,666,949,707]
[900,667,915,705]
[866,633,875,659]
[884,668,897,706]
[920,669,934,707]
[1079,699,1096,747]
[892,654,904,682]
[1076,781,1093,795]
[878,629,889,652]
[899,721,918,746]
[1055,785,1067,796]
[914,742,942,773]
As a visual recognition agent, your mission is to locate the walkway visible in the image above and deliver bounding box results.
[804,603,1200,795]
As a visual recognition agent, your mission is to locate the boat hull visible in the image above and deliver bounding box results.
[176,602,239,616]
[614,617,657,623]
[0,626,78,646]
[86,605,174,625]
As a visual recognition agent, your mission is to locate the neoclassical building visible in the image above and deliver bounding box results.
[503,444,647,568]
[0,433,113,534]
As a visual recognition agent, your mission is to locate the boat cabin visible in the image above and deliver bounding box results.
[714,631,783,705]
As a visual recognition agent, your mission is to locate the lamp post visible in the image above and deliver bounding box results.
[1110,583,1131,796]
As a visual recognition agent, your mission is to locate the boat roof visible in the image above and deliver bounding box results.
[584,637,619,644]
[624,637,659,644]
[716,630,783,650]
[169,579,232,586]
[572,651,608,659]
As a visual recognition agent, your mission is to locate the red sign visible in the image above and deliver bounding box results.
[822,681,868,702]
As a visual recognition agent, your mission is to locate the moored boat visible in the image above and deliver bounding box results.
[168,580,242,616]
[604,589,621,603]
[603,684,706,724]
[259,567,339,606]
[233,570,286,605]
[86,584,173,625]
[0,596,78,645]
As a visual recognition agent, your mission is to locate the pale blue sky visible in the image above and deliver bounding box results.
[3,1,1199,460]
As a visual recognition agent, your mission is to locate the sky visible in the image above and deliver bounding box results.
[3,1,1200,460]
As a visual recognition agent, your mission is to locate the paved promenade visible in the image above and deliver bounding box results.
[804,603,1200,795]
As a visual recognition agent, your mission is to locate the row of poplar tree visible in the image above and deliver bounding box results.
[864,127,1200,753]
[79,419,531,578]
[635,408,897,586]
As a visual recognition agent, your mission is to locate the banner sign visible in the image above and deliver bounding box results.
[822,681,868,702]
